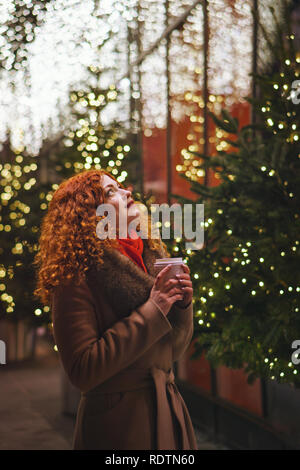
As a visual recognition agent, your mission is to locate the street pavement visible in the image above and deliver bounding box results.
[0,335,228,450]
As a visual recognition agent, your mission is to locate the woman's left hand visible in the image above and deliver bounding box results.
[174,264,193,308]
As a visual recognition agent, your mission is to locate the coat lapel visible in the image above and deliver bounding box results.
[86,238,169,319]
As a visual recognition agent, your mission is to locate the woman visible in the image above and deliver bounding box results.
[34,169,198,450]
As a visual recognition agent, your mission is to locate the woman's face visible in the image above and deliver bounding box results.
[101,174,140,235]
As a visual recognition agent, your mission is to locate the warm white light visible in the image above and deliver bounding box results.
[0,0,287,153]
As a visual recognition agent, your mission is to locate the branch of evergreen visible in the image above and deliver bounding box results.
[188,182,214,197]
[196,157,226,171]
[220,108,239,133]
[208,111,238,134]
[237,120,268,133]
[222,138,240,148]
[169,193,195,204]
[214,150,245,165]
[186,150,212,161]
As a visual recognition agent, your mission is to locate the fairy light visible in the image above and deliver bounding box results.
[1,0,297,386]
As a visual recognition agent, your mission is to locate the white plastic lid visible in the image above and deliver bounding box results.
[154,257,183,264]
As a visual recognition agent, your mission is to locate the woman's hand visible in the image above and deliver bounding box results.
[174,263,193,308]
[149,265,185,316]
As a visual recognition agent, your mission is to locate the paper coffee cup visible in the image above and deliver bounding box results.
[153,257,185,281]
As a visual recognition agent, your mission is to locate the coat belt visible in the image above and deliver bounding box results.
[81,366,198,450]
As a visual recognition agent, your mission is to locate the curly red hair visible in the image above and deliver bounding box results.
[33,169,170,306]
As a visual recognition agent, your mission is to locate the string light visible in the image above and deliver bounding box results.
[1,0,298,386]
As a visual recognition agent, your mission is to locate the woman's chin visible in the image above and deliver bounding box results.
[127,205,140,219]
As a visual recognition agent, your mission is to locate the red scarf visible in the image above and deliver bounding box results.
[115,228,148,273]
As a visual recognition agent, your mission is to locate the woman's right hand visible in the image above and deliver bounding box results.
[149,265,184,316]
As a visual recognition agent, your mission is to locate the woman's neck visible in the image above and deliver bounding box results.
[116,227,138,240]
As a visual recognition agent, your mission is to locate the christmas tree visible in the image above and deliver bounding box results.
[0,67,139,329]
[169,3,300,386]
[54,66,140,190]
[0,144,53,327]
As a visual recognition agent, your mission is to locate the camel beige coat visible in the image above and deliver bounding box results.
[51,238,198,450]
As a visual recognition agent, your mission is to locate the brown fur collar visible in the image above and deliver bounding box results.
[86,238,169,319]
